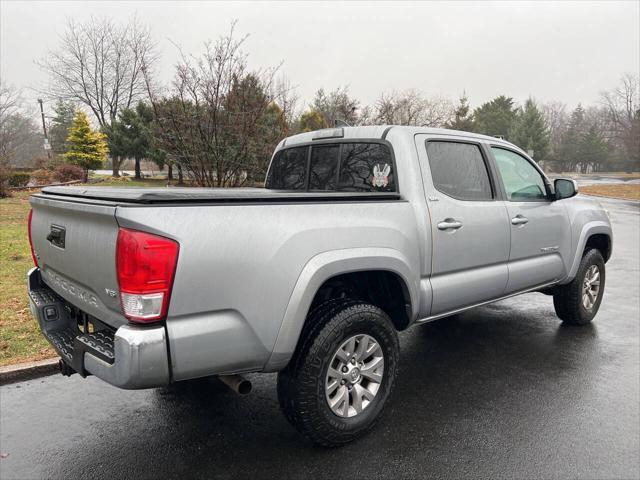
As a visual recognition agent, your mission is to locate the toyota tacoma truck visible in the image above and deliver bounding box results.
[27,126,612,446]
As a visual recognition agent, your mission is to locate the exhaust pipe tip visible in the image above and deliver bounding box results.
[236,379,252,395]
[218,374,252,395]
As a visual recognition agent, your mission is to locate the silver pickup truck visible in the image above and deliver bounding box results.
[28,126,612,446]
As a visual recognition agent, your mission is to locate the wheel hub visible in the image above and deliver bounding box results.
[582,264,601,311]
[347,366,361,384]
[325,334,384,418]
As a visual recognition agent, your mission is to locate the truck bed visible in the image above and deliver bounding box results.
[40,186,402,204]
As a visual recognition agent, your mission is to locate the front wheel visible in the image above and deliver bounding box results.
[277,300,399,447]
[553,248,606,325]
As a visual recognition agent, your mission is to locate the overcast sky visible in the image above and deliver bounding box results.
[1,0,638,115]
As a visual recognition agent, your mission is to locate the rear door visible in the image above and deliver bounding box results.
[489,146,571,292]
[416,136,511,316]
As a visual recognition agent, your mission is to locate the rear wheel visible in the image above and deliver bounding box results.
[277,300,399,447]
[553,248,606,325]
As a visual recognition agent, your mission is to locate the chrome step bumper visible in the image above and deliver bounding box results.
[28,268,170,389]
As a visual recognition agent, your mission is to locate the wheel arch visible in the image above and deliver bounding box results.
[584,233,612,262]
[263,248,418,372]
[561,221,612,284]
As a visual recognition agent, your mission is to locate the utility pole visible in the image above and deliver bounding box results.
[37,98,52,159]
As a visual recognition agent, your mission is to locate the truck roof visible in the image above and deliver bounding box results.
[279,125,516,149]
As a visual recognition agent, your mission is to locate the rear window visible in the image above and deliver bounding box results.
[265,146,308,190]
[266,142,396,192]
[425,141,493,201]
[339,143,395,192]
[309,145,339,190]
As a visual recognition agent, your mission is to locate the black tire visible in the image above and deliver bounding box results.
[277,300,399,447]
[553,248,606,325]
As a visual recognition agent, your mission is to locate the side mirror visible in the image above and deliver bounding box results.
[554,178,578,200]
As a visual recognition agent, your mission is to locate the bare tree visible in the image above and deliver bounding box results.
[0,81,22,166]
[39,15,156,127]
[311,86,361,126]
[0,81,46,196]
[542,101,569,155]
[374,90,454,127]
[271,74,299,134]
[0,81,21,124]
[38,15,157,175]
[0,81,43,167]
[600,73,640,171]
[145,24,288,187]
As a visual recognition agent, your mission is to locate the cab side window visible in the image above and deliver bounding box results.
[492,147,548,201]
[425,141,493,201]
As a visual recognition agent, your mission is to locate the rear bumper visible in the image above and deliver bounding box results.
[28,268,170,389]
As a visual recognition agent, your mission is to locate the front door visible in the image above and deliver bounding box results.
[416,136,511,317]
[490,146,571,293]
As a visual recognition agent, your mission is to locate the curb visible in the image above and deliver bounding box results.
[0,358,60,386]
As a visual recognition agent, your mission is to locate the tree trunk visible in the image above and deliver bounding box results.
[177,165,184,185]
[112,156,120,177]
[167,164,173,181]
[83,168,89,183]
[135,158,141,179]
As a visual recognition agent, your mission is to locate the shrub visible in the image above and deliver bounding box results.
[53,164,84,183]
[30,169,53,185]
[8,171,32,187]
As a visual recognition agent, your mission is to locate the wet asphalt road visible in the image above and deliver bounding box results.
[1,196,639,480]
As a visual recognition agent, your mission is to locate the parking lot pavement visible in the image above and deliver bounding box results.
[1,196,638,480]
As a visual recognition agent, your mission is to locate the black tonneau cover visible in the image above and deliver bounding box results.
[40,186,402,204]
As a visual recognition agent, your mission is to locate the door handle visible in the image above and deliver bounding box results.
[511,215,529,225]
[437,219,463,230]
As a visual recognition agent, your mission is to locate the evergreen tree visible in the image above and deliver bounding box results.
[122,104,153,179]
[557,105,586,172]
[104,103,156,179]
[298,110,328,132]
[579,126,610,173]
[472,95,517,139]
[103,117,128,176]
[254,102,288,180]
[221,75,287,184]
[63,111,108,181]
[509,98,550,160]
[49,100,76,155]
[445,93,474,131]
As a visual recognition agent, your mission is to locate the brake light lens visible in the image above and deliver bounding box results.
[116,228,179,323]
[28,209,38,267]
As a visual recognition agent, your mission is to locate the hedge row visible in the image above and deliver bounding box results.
[7,164,85,187]
[8,172,31,187]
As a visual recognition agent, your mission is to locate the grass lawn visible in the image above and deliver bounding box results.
[580,183,640,201]
[0,190,54,366]
[0,177,176,367]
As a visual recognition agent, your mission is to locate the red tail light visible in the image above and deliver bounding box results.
[28,209,38,267]
[116,228,179,323]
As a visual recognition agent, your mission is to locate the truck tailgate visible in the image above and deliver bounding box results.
[30,195,126,328]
